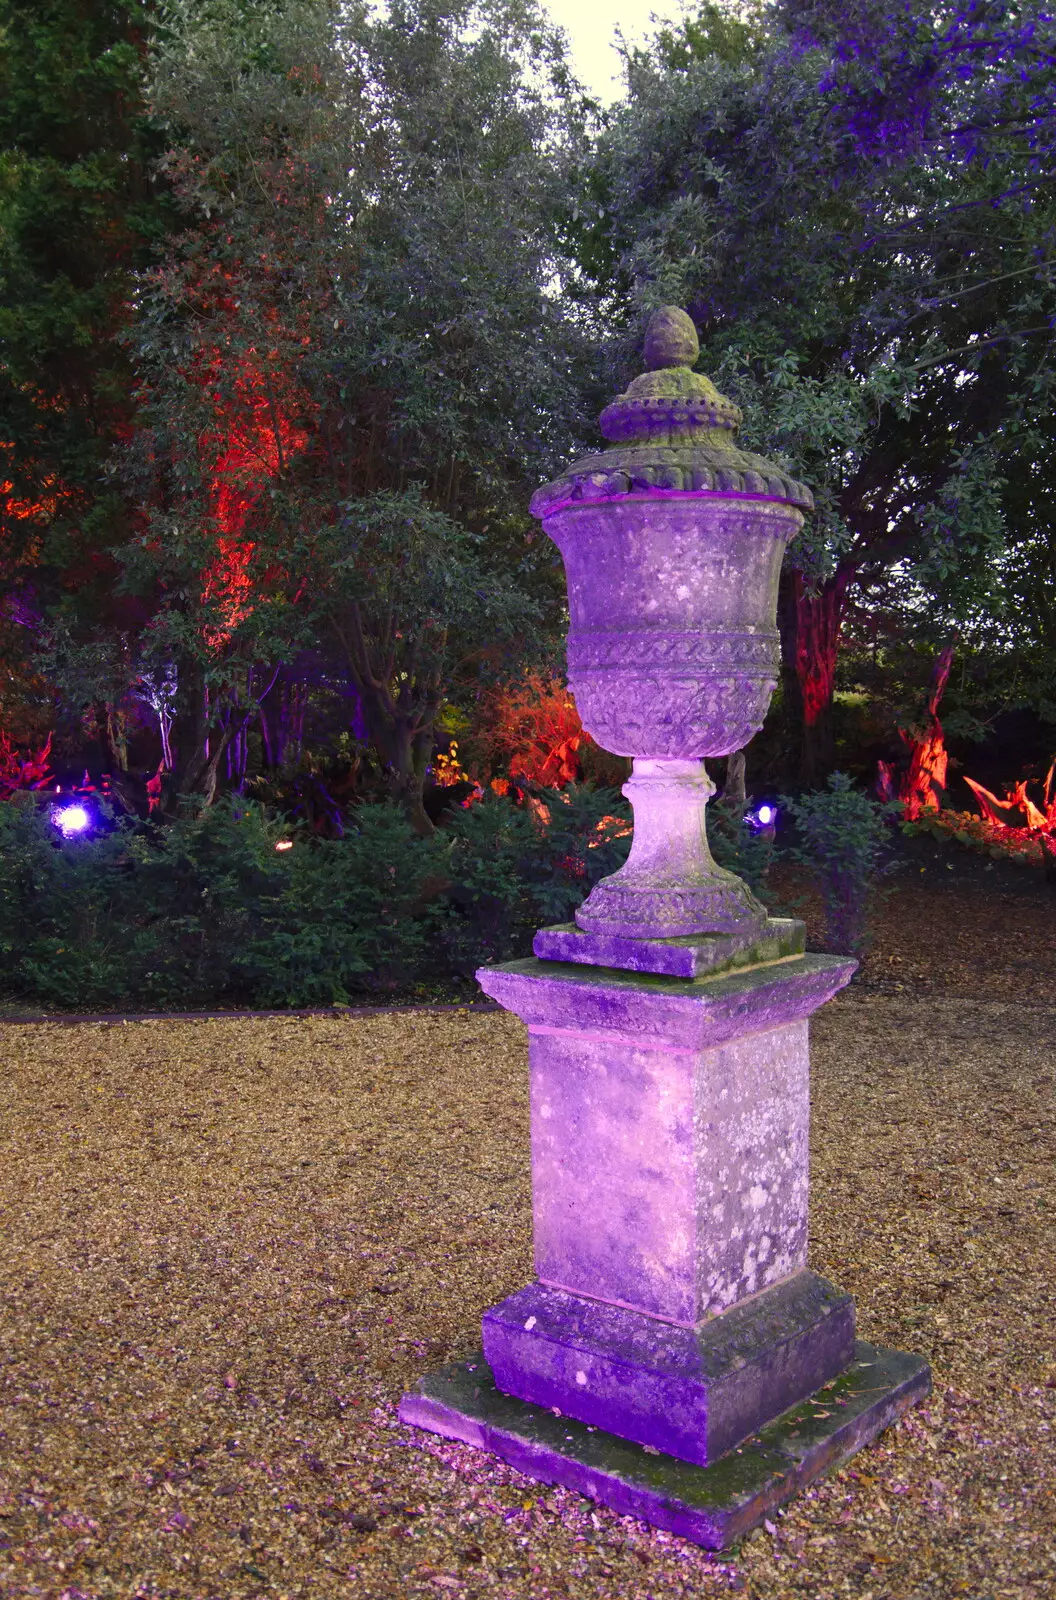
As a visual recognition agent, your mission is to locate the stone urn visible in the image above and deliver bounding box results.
[529,306,812,940]
[399,308,930,1549]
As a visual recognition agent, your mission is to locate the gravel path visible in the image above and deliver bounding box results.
[0,996,1053,1598]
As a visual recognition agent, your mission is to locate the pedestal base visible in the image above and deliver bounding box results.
[482,1271,856,1468]
[476,954,857,1324]
[399,1340,931,1551]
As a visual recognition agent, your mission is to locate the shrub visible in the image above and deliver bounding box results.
[520,784,634,926]
[0,796,146,1009]
[439,791,539,971]
[122,799,294,1006]
[782,773,892,957]
[127,800,450,1007]
[440,785,632,972]
[0,797,449,1010]
[0,787,638,1009]
[458,671,584,787]
[229,804,448,1006]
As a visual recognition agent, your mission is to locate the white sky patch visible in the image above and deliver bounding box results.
[542,0,691,104]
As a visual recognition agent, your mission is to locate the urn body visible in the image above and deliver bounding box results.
[544,494,802,760]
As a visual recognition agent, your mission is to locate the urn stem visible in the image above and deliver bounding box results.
[575,757,767,939]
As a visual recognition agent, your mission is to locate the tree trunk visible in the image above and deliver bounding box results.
[170,670,231,809]
[358,682,436,836]
[104,704,129,772]
[721,750,747,809]
[896,642,955,818]
[178,722,233,808]
[777,566,855,787]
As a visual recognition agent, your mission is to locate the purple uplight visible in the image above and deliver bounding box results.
[745,802,778,832]
[52,803,91,838]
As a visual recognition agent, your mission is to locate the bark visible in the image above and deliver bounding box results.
[777,565,855,787]
[721,750,747,809]
[327,601,441,836]
[179,722,234,808]
[170,670,231,809]
[259,699,275,768]
[897,642,955,818]
[358,678,437,836]
[104,704,130,772]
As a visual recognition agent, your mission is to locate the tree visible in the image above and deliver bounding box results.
[0,0,172,759]
[569,0,1056,783]
[308,489,538,830]
[108,0,591,824]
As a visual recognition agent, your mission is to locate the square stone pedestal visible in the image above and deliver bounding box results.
[399,952,930,1544]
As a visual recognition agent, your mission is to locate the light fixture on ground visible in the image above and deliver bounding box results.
[746,801,778,831]
[400,307,930,1548]
[52,803,92,837]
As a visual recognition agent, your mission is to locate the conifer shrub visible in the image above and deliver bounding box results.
[781,773,893,957]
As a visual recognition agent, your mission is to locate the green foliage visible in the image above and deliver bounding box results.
[782,773,892,957]
[0,796,148,1009]
[0,789,637,1009]
[707,804,774,901]
[103,0,592,813]
[0,0,173,757]
[899,808,1043,866]
[0,796,448,1010]
[566,1,1056,777]
[652,2,767,71]
[216,803,449,1006]
[439,790,539,971]
[577,7,1048,599]
[7,0,1056,810]
[440,785,632,972]
[305,487,542,830]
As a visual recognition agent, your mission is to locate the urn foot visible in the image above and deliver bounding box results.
[576,757,767,939]
[576,872,767,938]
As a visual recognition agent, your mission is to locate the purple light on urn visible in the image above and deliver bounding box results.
[399,308,930,1546]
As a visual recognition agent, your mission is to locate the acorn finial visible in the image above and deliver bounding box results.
[643,306,699,370]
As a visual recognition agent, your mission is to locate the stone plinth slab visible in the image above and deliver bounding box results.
[476,952,855,1054]
[533,916,805,978]
[482,1272,855,1468]
[475,955,856,1324]
[398,1340,931,1551]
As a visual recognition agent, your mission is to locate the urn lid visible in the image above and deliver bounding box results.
[530,306,813,518]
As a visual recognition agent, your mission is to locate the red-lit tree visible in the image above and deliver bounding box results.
[877,641,955,818]
[113,0,588,822]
